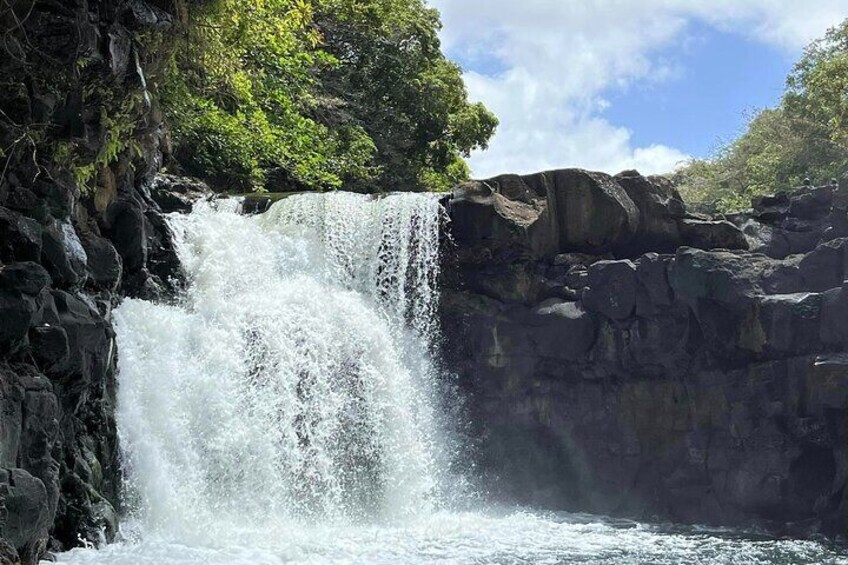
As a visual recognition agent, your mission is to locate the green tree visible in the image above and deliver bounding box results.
[162,0,497,192]
[675,19,848,212]
[786,19,848,147]
[164,0,375,191]
[675,108,848,211]
[314,0,498,191]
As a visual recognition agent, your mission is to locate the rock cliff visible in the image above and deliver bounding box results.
[0,1,197,562]
[441,169,848,538]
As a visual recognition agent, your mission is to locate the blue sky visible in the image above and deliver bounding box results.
[602,21,793,158]
[430,0,848,178]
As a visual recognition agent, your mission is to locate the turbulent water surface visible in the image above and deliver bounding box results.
[54,193,848,565]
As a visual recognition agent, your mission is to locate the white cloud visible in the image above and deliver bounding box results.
[431,0,848,179]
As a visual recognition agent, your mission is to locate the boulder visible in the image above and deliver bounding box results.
[532,169,639,253]
[789,186,834,221]
[741,293,823,355]
[79,233,122,292]
[615,170,685,253]
[634,253,674,316]
[679,218,749,251]
[103,201,147,272]
[449,168,643,261]
[0,468,50,561]
[0,263,50,354]
[797,238,847,292]
[0,264,50,297]
[40,221,88,288]
[0,208,41,263]
[820,284,848,348]
[150,174,211,214]
[450,177,554,263]
[48,291,113,395]
[28,326,70,374]
[669,248,763,306]
[582,260,638,320]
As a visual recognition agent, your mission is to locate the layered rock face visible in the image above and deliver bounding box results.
[0,1,196,562]
[442,169,848,537]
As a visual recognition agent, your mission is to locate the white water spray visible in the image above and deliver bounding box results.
[115,193,453,542]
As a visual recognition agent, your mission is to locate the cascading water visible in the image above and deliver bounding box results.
[116,193,457,534]
[56,193,848,565]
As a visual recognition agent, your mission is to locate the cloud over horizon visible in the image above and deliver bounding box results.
[430,0,848,179]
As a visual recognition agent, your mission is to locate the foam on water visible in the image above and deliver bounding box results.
[53,193,848,564]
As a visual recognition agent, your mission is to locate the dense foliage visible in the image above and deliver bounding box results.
[163,0,497,192]
[675,20,848,212]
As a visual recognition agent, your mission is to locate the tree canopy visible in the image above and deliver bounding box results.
[675,19,848,212]
[161,0,497,192]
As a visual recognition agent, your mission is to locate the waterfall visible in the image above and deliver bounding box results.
[58,192,848,564]
[114,192,455,543]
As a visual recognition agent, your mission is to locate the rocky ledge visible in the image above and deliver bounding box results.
[0,0,209,560]
[441,168,848,538]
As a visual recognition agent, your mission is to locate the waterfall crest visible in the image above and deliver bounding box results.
[114,193,453,541]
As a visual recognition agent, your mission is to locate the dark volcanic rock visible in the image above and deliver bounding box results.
[732,182,848,258]
[450,169,751,264]
[79,233,122,293]
[0,469,51,562]
[0,0,180,559]
[150,174,211,214]
[442,168,848,539]
[679,218,749,251]
[41,221,88,289]
[0,209,42,263]
[582,260,638,320]
[614,170,686,253]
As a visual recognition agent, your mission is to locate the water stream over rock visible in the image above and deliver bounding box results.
[54,193,848,564]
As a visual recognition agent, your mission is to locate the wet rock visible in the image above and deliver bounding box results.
[0,208,41,263]
[28,326,70,374]
[151,174,211,213]
[41,221,88,288]
[0,539,19,565]
[442,172,848,538]
[79,233,122,292]
[0,264,51,297]
[0,468,50,561]
[107,25,132,79]
[48,291,113,394]
[104,202,147,273]
[0,264,50,354]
